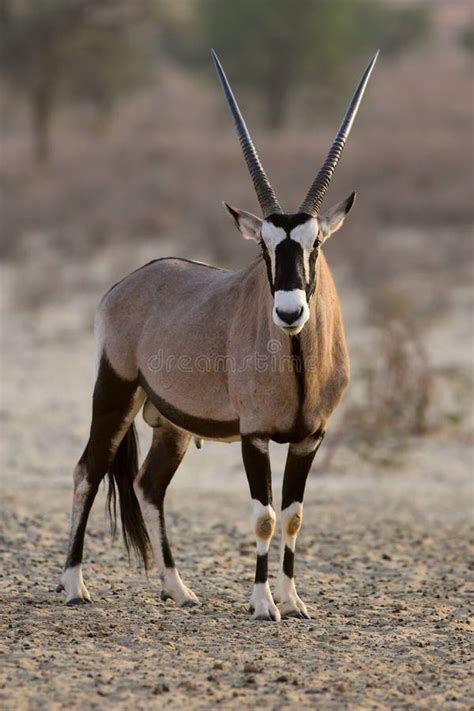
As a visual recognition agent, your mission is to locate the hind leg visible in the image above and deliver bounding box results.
[134,423,197,606]
[59,356,144,605]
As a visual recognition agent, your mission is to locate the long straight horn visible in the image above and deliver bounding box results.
[211,49,282,218]
[299,51,379,217]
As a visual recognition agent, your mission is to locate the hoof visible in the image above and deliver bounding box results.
[283,609,311,620]
[181,598,200,608]
[65,597,91,606]
[277,591,310,620]
[161,589,200,607]
[254,613,278,622]
[250,583,281,622]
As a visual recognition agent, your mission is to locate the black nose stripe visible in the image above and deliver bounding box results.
[274,239,305,291]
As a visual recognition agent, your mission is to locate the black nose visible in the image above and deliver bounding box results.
[276,307,304,325]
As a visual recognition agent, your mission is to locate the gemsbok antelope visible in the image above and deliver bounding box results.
[58,50,378,621]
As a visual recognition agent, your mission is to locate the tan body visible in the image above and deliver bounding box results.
[98,252,349,442]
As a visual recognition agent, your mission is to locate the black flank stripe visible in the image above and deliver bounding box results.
[139,372,240,439]
[291,334,306,432]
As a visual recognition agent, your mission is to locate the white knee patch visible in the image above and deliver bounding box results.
[281,501,303,548]
[252,500,276,554]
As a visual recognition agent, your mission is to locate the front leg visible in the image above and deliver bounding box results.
[241,435,279,622]
[275,432,324,619]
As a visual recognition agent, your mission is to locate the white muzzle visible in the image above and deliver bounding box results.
[272,289,310,334]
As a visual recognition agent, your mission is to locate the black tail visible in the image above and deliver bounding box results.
[106,423,151,570]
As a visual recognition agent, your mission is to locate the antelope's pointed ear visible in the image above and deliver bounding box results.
[319,192,356,242]
[223,203,262,241]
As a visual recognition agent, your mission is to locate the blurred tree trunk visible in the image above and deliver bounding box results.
[31,83,54,164]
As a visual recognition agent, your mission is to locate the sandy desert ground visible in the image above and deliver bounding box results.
[1,250,473,711]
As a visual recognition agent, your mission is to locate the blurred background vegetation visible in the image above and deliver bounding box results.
[1,0,472,468]
[1,0,433,160]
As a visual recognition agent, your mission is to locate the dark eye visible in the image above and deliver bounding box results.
[313,237,322,249]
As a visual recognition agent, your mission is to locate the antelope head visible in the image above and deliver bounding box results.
[212,49,378,335]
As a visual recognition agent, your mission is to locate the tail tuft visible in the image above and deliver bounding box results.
[106,423,151,570]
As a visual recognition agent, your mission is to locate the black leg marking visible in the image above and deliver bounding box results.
[281,434,324,510]
[158,504,175,570]
[282,546,294,579]
[241,436,272,507]
[255,553,268,584]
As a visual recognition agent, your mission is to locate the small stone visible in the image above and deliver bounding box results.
[152,682,170,695]
[276,675,288,683]
[180,680,196,691]
[393,602,407,612]
[243,662,260,674]
[213,661,224,670]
